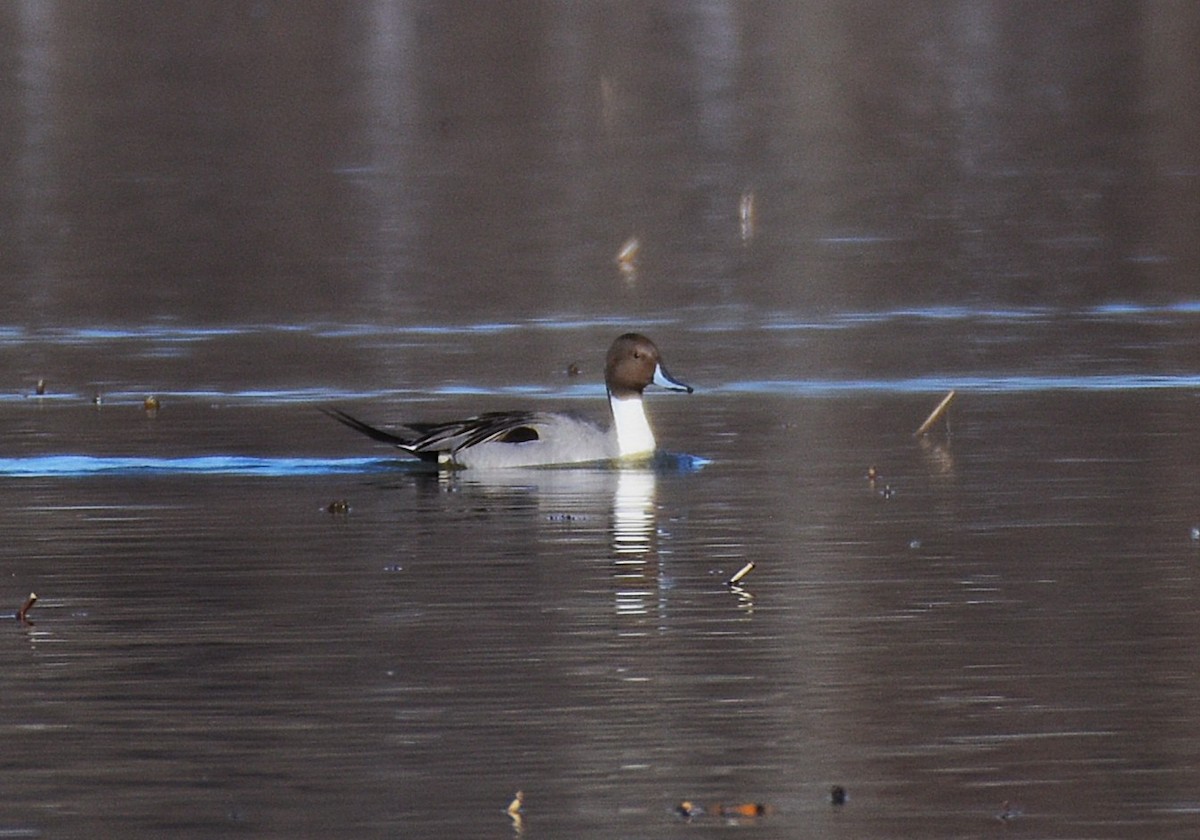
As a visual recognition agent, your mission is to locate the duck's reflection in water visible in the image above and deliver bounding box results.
[610,466,659,621]
[448,462,672,622]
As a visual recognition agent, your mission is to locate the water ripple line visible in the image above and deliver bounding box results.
[0,452,710,478]
[0,455,401,478]
[719,373,1200,395]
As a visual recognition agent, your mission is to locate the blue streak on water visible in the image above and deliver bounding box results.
[6,300,1200,346]
[21,325,250,344]
[756,300,1200,330]
[7,373,1200,406]
[655,452,711,473]
[0,456,401,478]
[0,453,710,478]
[528,315,680,330]
[720,373,1200,395]
[1,388,420,405]
[817,234,899,245]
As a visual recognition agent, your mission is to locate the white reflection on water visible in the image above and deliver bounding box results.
[612,467,656,557]
[612,467,658,620]
[450,459,708,626]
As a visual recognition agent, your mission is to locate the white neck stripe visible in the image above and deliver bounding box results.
[609,393,656,457]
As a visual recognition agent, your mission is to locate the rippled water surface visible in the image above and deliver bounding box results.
[4,3,1200,838]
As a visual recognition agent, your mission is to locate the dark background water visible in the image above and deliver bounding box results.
[3,2,1200,838]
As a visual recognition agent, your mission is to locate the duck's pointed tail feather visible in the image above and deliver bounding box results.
[321,408,414,448]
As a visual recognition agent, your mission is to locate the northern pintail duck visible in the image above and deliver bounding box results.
[324,333,692,468]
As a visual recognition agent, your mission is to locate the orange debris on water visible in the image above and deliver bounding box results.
[716,802,770,818]
[675,800,770,820]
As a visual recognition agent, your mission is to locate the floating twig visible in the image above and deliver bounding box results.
[914,390,956,437]
[616,236,640,267]
[739,190,756,241]
[616,236,640,281]
[17,592,38,623]
[507,790,524,832]
[727,562,755,586]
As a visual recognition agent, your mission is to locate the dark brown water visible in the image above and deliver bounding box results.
[3,3,1200,838]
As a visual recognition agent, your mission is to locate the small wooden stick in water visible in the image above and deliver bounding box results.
[17,592,38,623]
[727,562,755,586]
[914,390,956,437]
[615,237,640,269]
